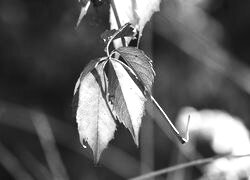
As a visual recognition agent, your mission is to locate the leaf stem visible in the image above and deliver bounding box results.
[150,96,189,144]
[110,0,126,47]
[129,154,250,180]
[106,24,131,58]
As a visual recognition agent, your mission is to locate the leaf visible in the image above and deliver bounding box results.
[76,0,91,27]
[108,59,146,145]
[101,29,117,44]
[116,47,155,93]
[74,58,104,95]
[73,58,102,117]
[101,23,137,44]
[76,60,116,163]
[110,0,161,47]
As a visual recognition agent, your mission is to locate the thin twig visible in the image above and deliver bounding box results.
[31,112,70,180]
[129,154,250,180]
[110,0,126,47]
[151,96,190,144]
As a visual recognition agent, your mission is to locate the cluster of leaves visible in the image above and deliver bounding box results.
[74,23,156,162]
[74,0,189,163]
[74,22,189,162]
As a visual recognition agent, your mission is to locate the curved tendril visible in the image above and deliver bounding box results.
[105,23,129,57]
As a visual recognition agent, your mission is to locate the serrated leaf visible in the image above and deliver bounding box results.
[76,61,116,163]
[116,47,155,93]
[108,59,146,145]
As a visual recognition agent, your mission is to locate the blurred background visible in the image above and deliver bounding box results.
[1,0,250,179]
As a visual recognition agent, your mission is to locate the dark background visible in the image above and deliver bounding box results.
[0,0,250,179]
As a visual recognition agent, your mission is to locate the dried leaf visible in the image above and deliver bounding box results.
[76,61,116,163]
[109,59,146,145]
[116,47,155,93]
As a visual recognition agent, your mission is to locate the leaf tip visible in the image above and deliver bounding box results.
[134,136,139,147]
[93,153,101,164]
[76,1,91,27]
[79,135,87,148]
